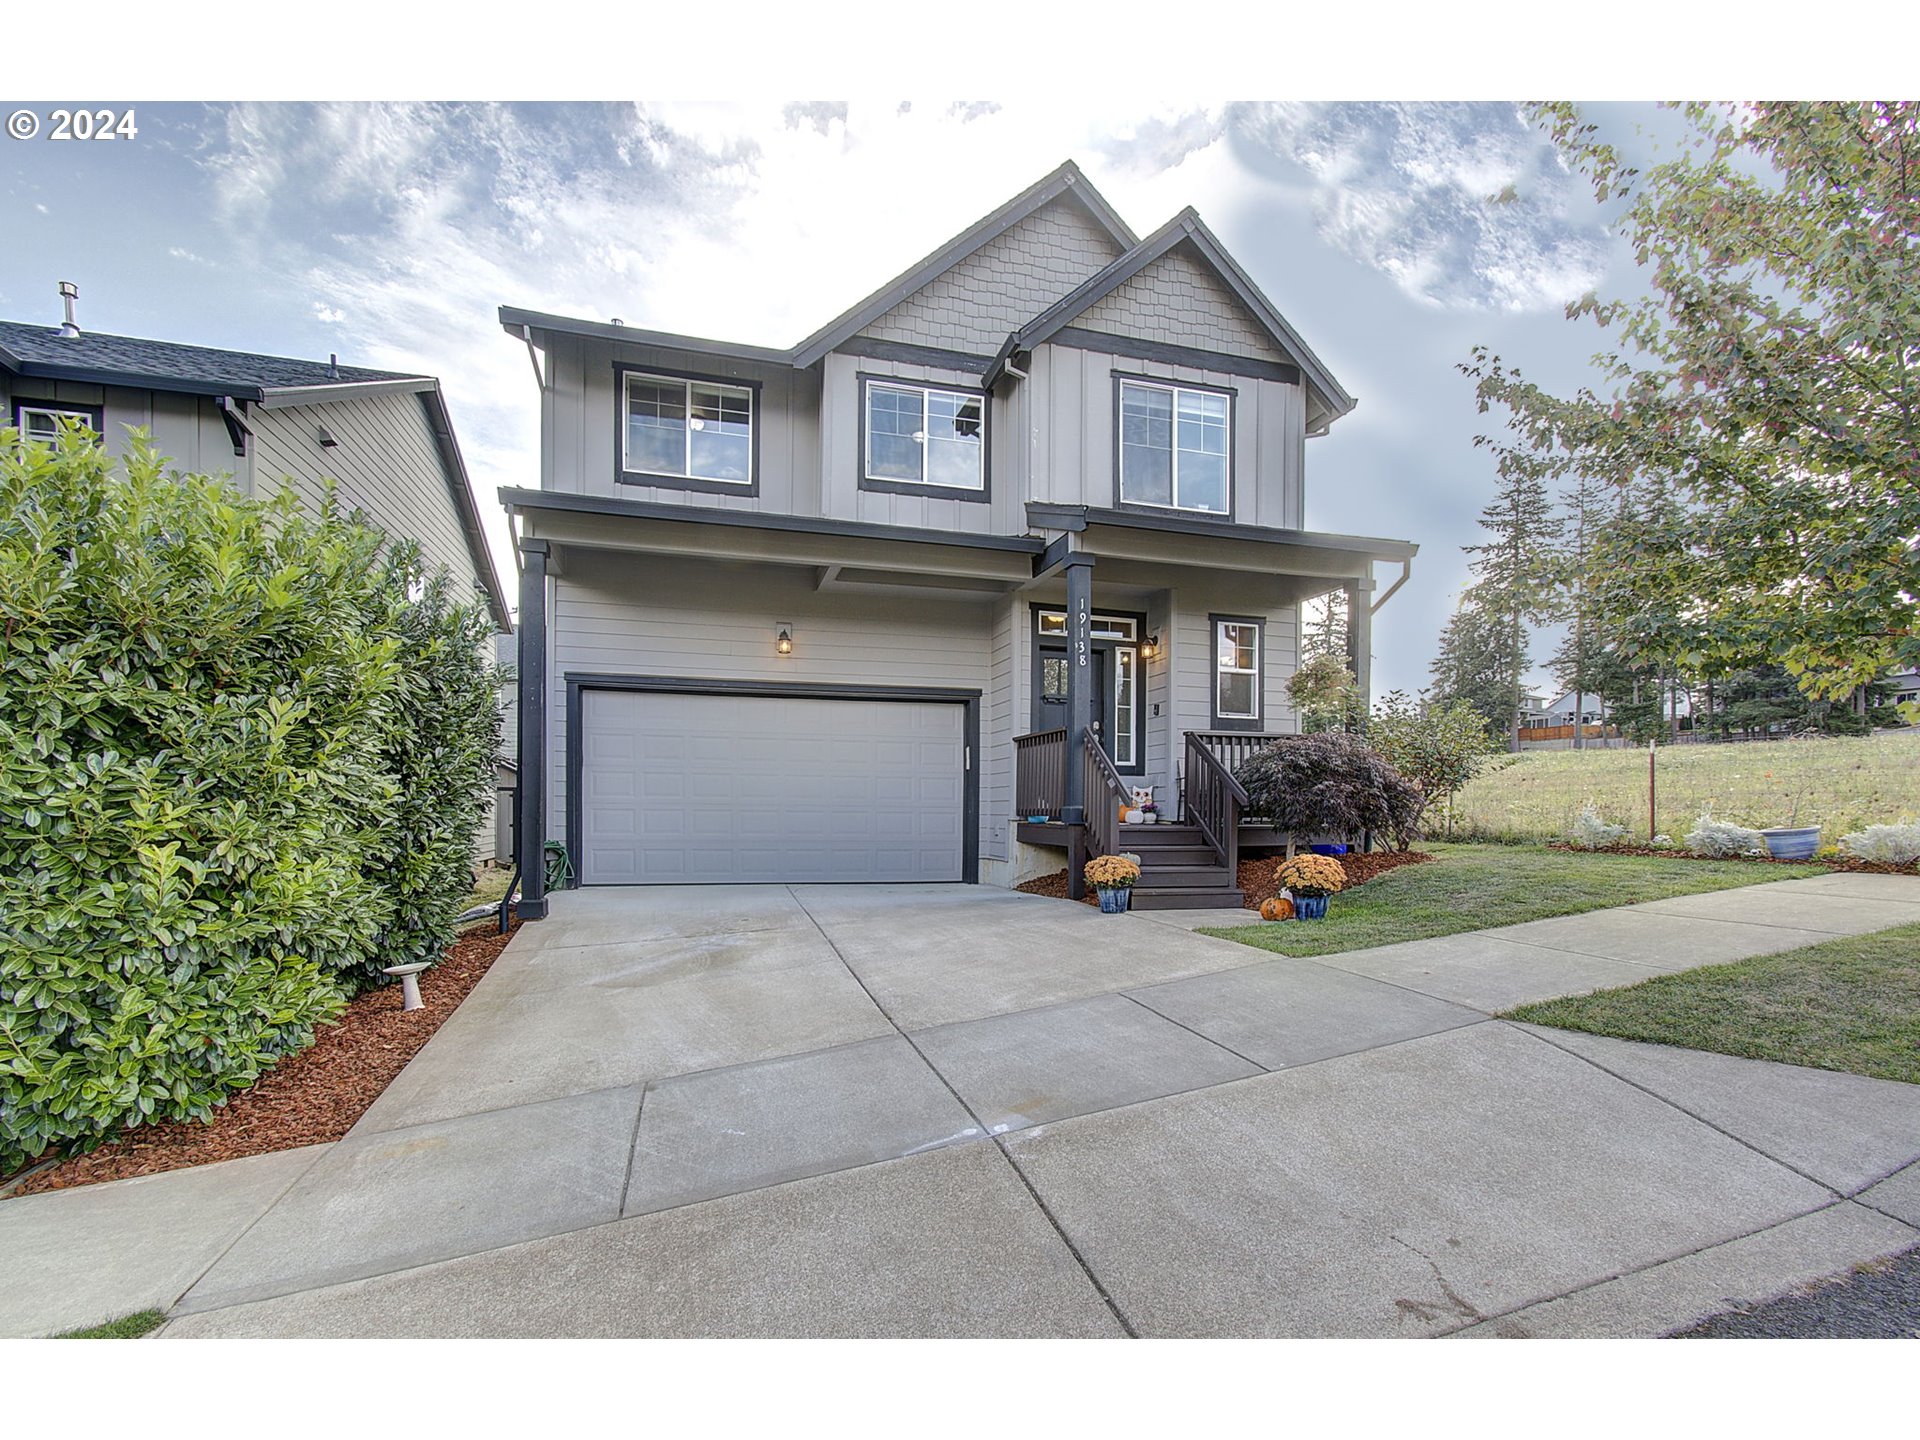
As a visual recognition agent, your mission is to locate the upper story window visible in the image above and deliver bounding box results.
[620,369,754,490]
[863,380,985,496]
[1117,379,1230,515]
[13,402,100,444]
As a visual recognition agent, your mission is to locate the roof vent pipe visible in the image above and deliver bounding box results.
[327,352,340,379]
[57,281,80,337]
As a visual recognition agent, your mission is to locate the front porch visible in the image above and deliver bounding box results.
[1013,727,1327,909]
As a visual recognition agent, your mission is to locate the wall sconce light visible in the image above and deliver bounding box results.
[317,426,339,449]
[775,623,793,656]
[1141,634,1161,661]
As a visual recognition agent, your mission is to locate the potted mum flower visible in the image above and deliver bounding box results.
[1085,853,1142,913]
[1274,853,1344,920]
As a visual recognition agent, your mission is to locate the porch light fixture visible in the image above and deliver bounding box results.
[775,623,793,656]
[1141,634,1161,661]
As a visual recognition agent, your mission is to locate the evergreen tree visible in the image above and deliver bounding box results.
[1301,589,1350,665]
[1462,463,1564,750]
[1428,593,1513,744]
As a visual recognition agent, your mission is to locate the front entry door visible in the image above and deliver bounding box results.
[1035,645,1116,759]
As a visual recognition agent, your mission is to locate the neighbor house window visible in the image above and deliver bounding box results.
[864,381,984,492]
[622,371,753,485]
[1214,618,1262,725]
[13,403,98,444]
[1118,379,1229,514]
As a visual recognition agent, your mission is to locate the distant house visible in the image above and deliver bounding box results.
[3,286,513,857]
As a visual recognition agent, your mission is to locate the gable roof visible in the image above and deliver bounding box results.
[788,160,1137,368]
[983,208,1357,426]
[0,321,423,398]
[1,319,510,631]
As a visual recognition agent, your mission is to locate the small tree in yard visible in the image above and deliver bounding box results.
[1286,652,1362,734]
[1368,690,1492,836]
[0,428,500,1171]
[1234,732,1425,855]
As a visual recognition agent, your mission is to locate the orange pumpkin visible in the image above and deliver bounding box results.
[1260,896,1295,922]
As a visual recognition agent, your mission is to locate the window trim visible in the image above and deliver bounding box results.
[1112,373,1236,519]
[1030,602,1148,774]
[12,400,103,441]
[1210,613,1264,731]
[857,373,990,503]
[614,363,762,497]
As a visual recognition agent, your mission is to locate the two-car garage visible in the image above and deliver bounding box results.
[572,683,974,886]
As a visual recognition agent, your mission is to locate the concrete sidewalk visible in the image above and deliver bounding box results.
[4,870,1917,1337]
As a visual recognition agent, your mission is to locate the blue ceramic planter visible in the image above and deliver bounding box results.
[1097,886,1131,914]
[1761,826,1820,861]
[1293,893,1330,920]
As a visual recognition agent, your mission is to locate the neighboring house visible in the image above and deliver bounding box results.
[1882,667,1920,719]
[3,291,514,856]
[1543,691,1610,728]
[501,162,1419,912]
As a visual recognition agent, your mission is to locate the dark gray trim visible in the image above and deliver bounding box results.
[216,397,250,459]
[516,540,551,919]
[1,361,265,401]
[1111,371,1237,521]
[9,397,105,434]
[1030,601,1148,776]
[258,377,437,408]
[836,337,995,373]
[1029,504,1088,535]
[1053,326,1301,385]
[1032,532,1081,576]
[417,386,514,631]
[564,674,982,885]
[1209,612,1266,732]
[985,210,1356,420]
[613,363,763,498]
[1021,502,1420,560]
[1062,556,1095,827]
[500,486,1045,555]
[500,306,793,366]
[791,161,1138,368]
[856,372,990,505]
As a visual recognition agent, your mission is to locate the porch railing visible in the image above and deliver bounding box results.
[1183,732,1250,874]
[1187,730,1294,777]
[1082,726,1129,862]
[1013,728,1067,821]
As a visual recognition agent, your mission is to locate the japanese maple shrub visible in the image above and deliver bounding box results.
[1234,732,1426,853]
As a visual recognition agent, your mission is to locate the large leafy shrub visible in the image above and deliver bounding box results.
[1367,690,1492,834]
[1234,732,1425,852]
[0,429,498,1169]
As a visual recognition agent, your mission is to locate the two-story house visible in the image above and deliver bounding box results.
[501,162,1417,914]
[3,293,514,858]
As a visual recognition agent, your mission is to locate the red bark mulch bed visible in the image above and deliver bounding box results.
[1016,849,1436,911]
[5,921,520,1197]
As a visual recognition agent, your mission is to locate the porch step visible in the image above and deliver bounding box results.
[1118,824,1205,845]
[1112,843,1220,866]
[1130,887,1246,910]
[1137,863,1244,889]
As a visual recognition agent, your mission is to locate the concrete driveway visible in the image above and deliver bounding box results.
[7,873,1920,1337]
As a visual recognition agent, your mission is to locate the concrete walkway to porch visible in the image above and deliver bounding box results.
[4,871,1919,1338]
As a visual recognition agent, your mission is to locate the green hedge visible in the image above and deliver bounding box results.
[0,428,499,1170]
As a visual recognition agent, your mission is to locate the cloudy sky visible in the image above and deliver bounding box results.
[3,98,1683,696]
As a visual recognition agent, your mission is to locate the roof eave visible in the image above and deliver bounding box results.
[498,306,795,367]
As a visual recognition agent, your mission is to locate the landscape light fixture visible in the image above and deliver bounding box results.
[776,623,793,656]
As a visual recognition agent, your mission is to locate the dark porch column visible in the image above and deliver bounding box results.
[516,538,550,920]
[1062,552,1095,899]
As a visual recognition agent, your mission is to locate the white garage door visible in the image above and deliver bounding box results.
[578,689,967,884]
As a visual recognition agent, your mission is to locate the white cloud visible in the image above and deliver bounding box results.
[1227,102,1611,312]
[167,246,208,264]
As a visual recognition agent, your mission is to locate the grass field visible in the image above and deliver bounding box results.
[53,1309,165,1339]
[1448,730,1920,846]
[1201,843,1826,958]
[1505,921,1920,1086]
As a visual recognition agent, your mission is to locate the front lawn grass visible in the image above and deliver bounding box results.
[1200,842,1827,958]
[53,1309,165,1339]
[1504,921,1920,1085]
